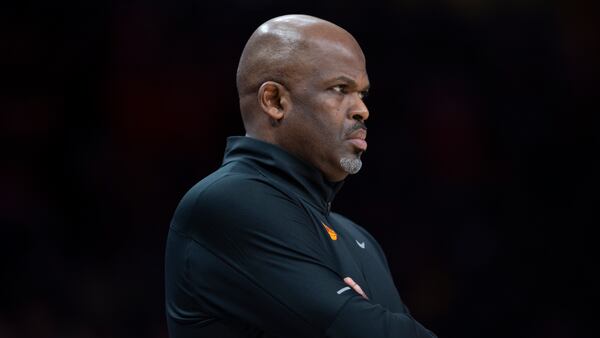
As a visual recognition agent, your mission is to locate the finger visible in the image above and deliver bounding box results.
[343,277,368,299]
[353,284,368,299]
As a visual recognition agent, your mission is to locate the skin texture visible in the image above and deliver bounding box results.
[236,14,370,182]
[344,277,368,299]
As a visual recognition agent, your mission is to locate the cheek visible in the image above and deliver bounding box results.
[297,94,347,144]
[320,97,347,132]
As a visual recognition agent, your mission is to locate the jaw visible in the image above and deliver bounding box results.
[340,157,362,175]
[322,167,349,182]
[320,148,364,182]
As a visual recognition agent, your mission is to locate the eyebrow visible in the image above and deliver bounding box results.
[331,76,370,91]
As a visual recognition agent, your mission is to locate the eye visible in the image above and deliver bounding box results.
[331,85,347,94]
[358,91,369,100]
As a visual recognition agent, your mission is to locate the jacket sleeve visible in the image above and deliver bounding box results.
[167,175,437,338]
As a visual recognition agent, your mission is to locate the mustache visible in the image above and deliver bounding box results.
[347,121,367,135]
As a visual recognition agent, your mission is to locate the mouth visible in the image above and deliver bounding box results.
[346,128,367,151]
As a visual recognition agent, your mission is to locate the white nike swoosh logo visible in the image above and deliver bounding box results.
[356,240,365,249]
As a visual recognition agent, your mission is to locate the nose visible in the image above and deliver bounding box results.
[350,94,369,122]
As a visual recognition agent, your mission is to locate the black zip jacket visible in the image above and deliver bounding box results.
[165,136,437,338]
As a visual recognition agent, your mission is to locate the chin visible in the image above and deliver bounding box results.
[339,157,362,175]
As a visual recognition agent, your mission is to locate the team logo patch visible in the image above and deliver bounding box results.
[322,222,338,241]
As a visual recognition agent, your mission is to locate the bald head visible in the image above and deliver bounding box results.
[234,15,370,181]
[236,15,364,132]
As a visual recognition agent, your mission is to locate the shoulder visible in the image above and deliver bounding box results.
[171,168,307,234]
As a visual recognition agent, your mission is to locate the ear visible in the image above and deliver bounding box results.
[258,81,290,124]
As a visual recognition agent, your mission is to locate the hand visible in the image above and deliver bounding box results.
[344,277,368,300]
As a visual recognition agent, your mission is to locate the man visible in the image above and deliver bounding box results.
[165,14,437,338]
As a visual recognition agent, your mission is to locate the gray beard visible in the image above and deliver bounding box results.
[340,157,363,175]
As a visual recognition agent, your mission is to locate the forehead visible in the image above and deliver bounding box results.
[303,37,369,85]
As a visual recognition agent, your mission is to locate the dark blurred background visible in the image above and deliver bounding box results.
[2,0,598,337]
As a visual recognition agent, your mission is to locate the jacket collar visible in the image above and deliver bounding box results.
[222,136,344,213]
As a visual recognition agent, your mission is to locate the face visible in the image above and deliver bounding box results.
[281,36,370,182]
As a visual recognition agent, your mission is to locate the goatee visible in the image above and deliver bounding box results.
[340,157,362,174]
